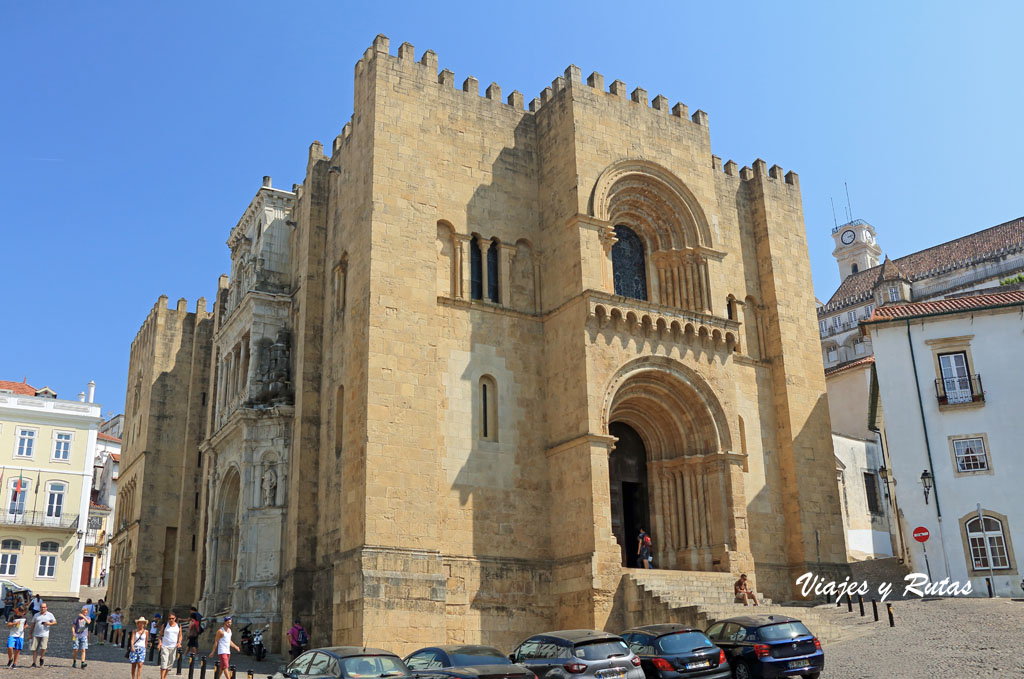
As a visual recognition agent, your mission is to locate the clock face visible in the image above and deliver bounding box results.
[841,229,856,245]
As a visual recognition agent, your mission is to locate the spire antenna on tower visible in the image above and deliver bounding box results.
[831,198,838,229]
[845,182,853,222]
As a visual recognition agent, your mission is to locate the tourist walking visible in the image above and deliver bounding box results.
[96,599,110,644]
[158,612,182,679]
[27,595,42,622]
[29,602,56,667]
[6,606,26,667]
[72,606,91,668]
[129,618,149,679]
[111,607,125,646]
[287,619,308,659]
[208,618,240,679]
[85,599,96,643]
[186,612,201,655]
[3,590,13,622]
[636,528,653,569]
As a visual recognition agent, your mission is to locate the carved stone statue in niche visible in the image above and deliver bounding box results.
[250,331,293,405]
[261,468,277,507]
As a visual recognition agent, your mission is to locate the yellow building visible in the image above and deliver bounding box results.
[0,379,102,597]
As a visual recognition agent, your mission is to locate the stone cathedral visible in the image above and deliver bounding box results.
[108,35,848,655]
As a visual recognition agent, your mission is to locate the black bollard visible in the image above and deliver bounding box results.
[177,648,184,675]
[148,640,156,662]
[200,655,208,679]
[825,592,831,605]
[886,602,895,627]
[189,654,196,679]
[872,599,879,622]
[846,593,853,612]
[230,665,237,679]
[986,578,994,598]
[836,594,841,608]
[858,594,865,617]
[248,671,254,679]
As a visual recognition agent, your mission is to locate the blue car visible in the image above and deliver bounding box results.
[704,616,823,679]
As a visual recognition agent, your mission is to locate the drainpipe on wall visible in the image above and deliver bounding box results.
[905,319,953,578]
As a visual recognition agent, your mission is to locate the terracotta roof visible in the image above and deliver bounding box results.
[820,216,1024,314]
[867,290,1024,320]
[824,355,875,377]
[0,380,37,396]
[97,432,121,443]
[90,501,111,511]
[110,452,120,462]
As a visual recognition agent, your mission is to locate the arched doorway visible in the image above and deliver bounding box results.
[212,469,240,611]
[604,359,749,572]
[609,422,650,567]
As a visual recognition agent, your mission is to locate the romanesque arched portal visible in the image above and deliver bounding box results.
[605,359,749,572]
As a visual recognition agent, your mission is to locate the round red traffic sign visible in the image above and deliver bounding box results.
[913,527,930,543]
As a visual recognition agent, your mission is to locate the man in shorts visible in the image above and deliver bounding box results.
[158,612,182,679]
[208,617,240,679]
[72,606,91,668]
[30,602,57,667]
[95,599,109,645]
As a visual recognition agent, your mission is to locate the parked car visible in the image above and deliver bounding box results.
[270,647,411,679]
[705,616,823,679]
[621,624,729,679]
[509,630,644,679]
[404,645,534,679]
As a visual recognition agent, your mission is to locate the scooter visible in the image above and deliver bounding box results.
[251,624,270,661]
[239,623,254,656]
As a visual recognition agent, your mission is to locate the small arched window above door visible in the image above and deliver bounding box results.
[612,226,648,301]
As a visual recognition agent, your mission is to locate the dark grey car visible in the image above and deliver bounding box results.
[509,631,644,679]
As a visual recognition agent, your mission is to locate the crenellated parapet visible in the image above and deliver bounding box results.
[715,155,800,189]
[350,34,713,129]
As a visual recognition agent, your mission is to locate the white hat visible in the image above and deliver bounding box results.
[136,617,147,623]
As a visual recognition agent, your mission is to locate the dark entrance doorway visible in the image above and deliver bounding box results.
[609,422,650,567]
[81,556,93,586]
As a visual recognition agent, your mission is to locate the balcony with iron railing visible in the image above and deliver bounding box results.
[935,374,985,407]
[0,511,79,530]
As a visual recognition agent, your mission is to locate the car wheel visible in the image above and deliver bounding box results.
[806,674,820,679]
[732,662,752,679]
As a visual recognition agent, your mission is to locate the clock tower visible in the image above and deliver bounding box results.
[832,219,882,279]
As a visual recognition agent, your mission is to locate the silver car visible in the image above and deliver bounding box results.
[509,631,644,679]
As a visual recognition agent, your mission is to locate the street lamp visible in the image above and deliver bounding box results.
[920,469,933,505]
[75,529,85,547]
[878,465,890,499]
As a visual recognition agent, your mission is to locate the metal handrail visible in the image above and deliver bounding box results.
[934,374,984,405]
[0,511,79,529]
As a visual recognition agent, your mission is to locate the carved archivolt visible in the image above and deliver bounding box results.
[591,158,713,249]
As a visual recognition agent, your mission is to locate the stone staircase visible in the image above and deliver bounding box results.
[623,570,876,644]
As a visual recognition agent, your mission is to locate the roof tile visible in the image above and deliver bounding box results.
[868,290,1024,320]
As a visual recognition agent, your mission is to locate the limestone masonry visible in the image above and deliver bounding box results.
[109,35,849,654]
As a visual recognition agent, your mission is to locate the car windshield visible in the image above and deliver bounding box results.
[342,656,409,678]
[573,639,630,660]
[449,649,511,666]
[655,632,715,654]
[757,623,812,642]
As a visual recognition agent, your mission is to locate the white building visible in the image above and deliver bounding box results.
[866,289,1024,596]
[818,216,1024,561]
[86,429,120,585]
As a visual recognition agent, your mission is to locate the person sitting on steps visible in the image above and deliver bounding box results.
[734,574,759,606]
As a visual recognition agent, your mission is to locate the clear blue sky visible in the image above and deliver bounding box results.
[3,1,1022,415]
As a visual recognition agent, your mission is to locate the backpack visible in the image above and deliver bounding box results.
[642,534,652,547]
[296,628,309,646]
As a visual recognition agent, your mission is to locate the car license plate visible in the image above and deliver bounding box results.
[597,670,625,679]
[787,659,810,669]
[685,660,710,670]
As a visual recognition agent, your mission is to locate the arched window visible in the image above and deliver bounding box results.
[851,263,859,274]
[0,539,20,576]
[470,237,483,300]
[45,482,66,521]
[335,385,345,460]
[479,375,498,442]
[37,541,59,578]
[487,241,499,303]
[611,226,648,301]
[966,515,1010,570]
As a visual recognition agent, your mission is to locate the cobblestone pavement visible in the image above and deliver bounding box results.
[10,597,1024,679]
[3,600,284,679]
[818,597,1024,678]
